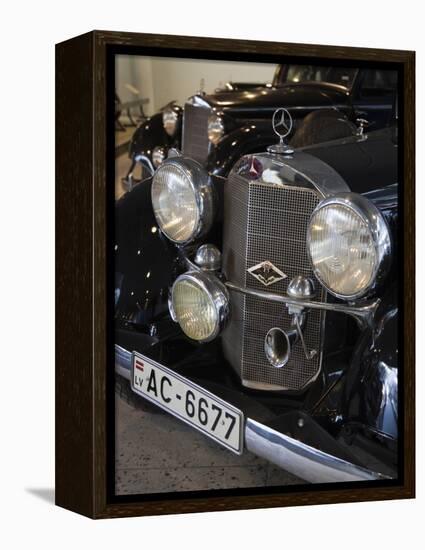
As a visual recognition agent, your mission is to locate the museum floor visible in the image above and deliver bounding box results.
[115,392,303,495]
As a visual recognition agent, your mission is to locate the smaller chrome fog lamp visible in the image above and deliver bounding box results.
[170,271,230,342]
[152,146,166,168]
[162,107,179,136]
[208,114,224,145]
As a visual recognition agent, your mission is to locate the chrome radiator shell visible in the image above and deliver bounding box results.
[222,161,327,392]
[182,100,211,165]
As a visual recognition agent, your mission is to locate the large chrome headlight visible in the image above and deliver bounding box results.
[170,271,230,342]
[208,113,224,145]
[162,107,179,136]
[151,157,214,244]
[307,193,391,300]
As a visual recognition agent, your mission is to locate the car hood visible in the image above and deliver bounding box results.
[197,82,349,117]
[302,126,398,197]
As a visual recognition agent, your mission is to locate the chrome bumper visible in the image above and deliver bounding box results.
[115,344,386,484]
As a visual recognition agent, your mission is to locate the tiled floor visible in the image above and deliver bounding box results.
[115,393,304,495]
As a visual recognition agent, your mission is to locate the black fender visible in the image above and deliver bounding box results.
[206,108,355,177]
[341,283,398,441]
[129,111,182,162]
[207,119,278,177]
[115,177,178,328]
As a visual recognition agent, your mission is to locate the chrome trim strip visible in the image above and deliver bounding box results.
[245,418,387,483]
[114,345,389,482]
[257,151,350,198]
[121,155,155,192]
[225,281,379,329]
[134,154,155,176]
[115,344,132,381]
[186,94,211,108]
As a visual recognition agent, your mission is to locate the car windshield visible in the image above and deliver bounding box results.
[276,65,358,89]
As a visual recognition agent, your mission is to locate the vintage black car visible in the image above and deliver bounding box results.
[114,107,398,483]
[122,64,397,191]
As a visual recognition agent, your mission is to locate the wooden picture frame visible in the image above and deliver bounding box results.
[56,30,415,519]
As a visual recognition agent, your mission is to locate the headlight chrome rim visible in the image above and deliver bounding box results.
[162,107,179,136]
[170,270,230,343]
[208,113,225,145]
[307,192,392,301]
[151,156,215,245]
[152,146,166,168]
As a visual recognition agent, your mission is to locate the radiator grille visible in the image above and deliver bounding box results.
[182,102,211,164]
[222,172,326,391]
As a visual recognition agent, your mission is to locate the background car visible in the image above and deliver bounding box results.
[122,65,397,190]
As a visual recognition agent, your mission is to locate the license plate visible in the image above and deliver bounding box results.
[131,352,244,454]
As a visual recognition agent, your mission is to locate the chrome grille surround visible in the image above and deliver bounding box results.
[182,98,211,165]
[222,156,328,392]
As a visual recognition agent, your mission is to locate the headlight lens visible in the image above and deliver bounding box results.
[208,114,224,145]
[170,271,229,342]
[307,193,391,300]
[152,146,165,167]
[151,158,214,244]
[162,108,178,136]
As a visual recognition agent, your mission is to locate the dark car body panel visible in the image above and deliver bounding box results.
[115,179,177,328]
[303,127,398,195]
[129,112,179,159]
[201,82,349,115]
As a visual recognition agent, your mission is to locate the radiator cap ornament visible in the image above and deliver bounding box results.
[268,108,294,156]
[248,260,287,287]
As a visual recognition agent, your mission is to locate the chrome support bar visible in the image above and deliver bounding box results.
[135,153,155,175]
[225,281,380,330]
[121,155,155,192]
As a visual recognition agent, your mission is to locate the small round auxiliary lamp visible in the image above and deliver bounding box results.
[287,275,316,300]
[194,244,222,271]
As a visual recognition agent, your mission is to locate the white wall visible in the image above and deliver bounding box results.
[2,1,422,549]
[116,55,276,115]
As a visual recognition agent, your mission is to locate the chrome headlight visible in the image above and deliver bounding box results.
[152,146,166,167]
[208,114,224,145]
[151,157,214,244]
[170,271,229,342]
[307,193,391,300]
[162,107,178,136]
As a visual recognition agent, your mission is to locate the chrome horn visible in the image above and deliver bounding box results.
[264,310,317,369]
[265,325,299,369]
[264,276,318,369]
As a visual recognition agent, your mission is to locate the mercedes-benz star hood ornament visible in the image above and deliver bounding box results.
[267,107,294,156]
